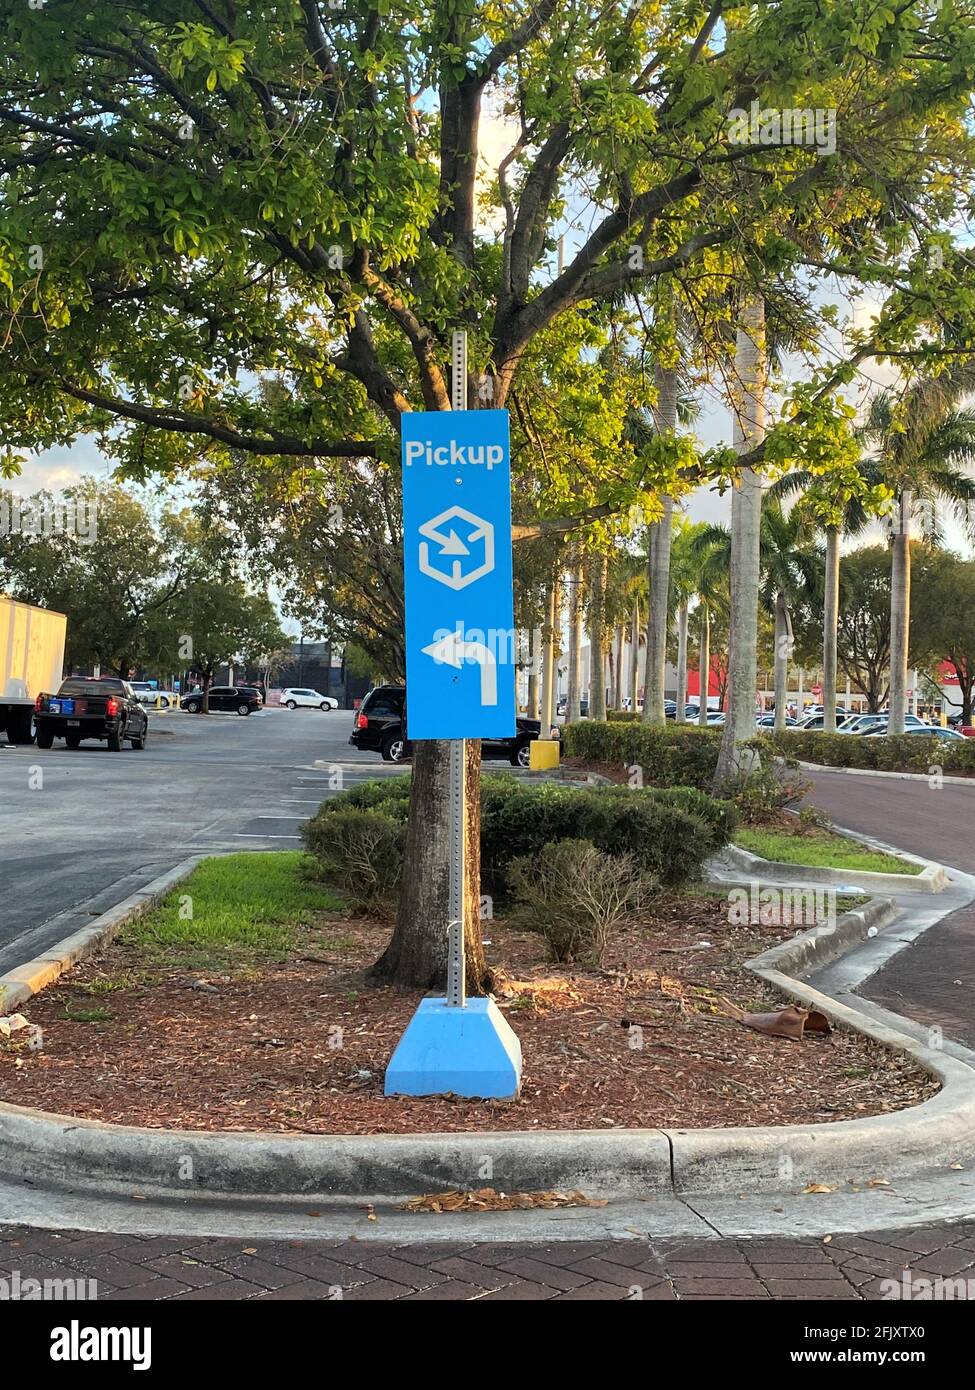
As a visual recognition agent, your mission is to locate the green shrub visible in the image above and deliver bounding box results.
[760,730,975,775]
[506,838,653,964]
[647,785,739,849]
[305,775,730,903]
[562,720,722,790]
[719,759,811,824]
[480,781,720,893]
[316,775,412,820]
[300,809,406,911]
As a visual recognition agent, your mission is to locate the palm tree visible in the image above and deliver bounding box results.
[603,546,647,710]
[694,503,820,732]
[767,460,886,731]
[713,298,766,782]
[668,520,712,722]
[587,550,609,719]
[857,381,975,732]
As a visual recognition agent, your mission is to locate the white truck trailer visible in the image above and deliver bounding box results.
[0,595,67,743]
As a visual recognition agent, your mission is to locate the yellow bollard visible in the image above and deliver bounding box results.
[529,737,560,771]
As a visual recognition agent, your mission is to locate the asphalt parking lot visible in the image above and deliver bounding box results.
[0,706,391,969]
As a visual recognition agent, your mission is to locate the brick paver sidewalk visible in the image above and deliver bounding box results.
[3,1222,974,1300]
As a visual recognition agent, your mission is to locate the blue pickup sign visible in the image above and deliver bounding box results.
[401,409,516,740]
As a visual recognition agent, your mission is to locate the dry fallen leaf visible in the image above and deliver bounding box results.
[802,1183,837,1194]
[400,1187,608,1213]
[867,1177,891,1187]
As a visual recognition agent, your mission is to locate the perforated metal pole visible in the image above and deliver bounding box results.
[446,331,468,1008]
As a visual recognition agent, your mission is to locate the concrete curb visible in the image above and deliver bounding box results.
[0,856,206,1012]
[797,759,975,787]
[1,866,974,1202]
[713,841,947,893]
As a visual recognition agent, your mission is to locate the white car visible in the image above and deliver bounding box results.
[280,687,338,710]
[130,683,178,709]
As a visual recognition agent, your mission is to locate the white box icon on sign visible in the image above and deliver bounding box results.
[418,506,495,591]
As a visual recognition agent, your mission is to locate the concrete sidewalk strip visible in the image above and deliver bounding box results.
[797,759,975,788]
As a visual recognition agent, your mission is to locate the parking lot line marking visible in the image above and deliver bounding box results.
[233,833,302,840]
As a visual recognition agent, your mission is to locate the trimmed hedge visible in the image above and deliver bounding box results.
[562,719,722,790]
[306,773,732,897]
[760,730,975,775]
[479,780,719,892]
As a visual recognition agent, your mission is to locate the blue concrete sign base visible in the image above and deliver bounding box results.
[384,997,522,1100]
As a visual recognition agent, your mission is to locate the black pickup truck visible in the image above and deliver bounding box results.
[34,677,149,751]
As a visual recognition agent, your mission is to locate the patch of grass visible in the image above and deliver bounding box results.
[836,894,872,912]
[79,974,138,994]
[124,852,342,962]
[64,1004,113,1023]
[732,828,922,875]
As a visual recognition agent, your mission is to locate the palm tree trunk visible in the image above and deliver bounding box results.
[613,625,624,710]
[823,524,841,732]
[630,601,640,713]
[773,589,790,733]
[642,366,678,725]
[589,553,608,720]
[715,297,766,786]
[567,559,583,720]
[698,602,711,727]
[527,625,540,718]
[540,577,557,734]
[674,603,689,722]
[889,489,912,735]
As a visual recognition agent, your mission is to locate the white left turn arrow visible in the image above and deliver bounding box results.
[422,629,497,706]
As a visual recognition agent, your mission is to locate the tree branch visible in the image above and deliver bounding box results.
[39,375,380,458]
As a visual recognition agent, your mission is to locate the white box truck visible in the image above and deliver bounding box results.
[0,595,67,743]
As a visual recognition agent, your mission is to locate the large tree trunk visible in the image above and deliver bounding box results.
[567,558,584,720]
[773,589,791,732]
[371,740,486,991]
[589,552,608,720]
[698,602,711,727]
[674,602,689,723]
[888,489,912,735]
[715,298,766,787]
[642,365,678,725]
[823,525,841,732]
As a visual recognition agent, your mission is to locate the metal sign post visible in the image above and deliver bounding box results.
[447,332,468,1009]
[384,329,522,1100]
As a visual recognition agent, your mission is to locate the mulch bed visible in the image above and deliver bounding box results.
[0,894,937,1135]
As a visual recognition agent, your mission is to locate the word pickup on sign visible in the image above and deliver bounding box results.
[402,410,516,741]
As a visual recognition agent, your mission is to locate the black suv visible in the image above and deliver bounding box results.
[181,685,263,715]
[350,684,543,767]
